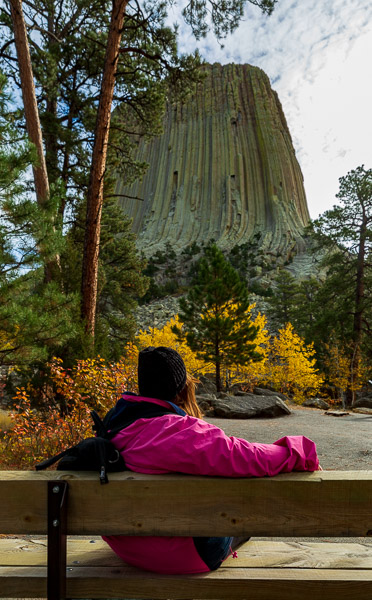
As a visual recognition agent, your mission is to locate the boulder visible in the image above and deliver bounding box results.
[353,407,372,415]
[196,376,217,396]
[253,387,291,403]
[196,394,217,417]
[196,393,292,419]
[353,397,372,410]
[228,384,244,395]
[303,398,330,410]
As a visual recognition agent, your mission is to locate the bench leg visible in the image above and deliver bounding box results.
[48,480,68,600]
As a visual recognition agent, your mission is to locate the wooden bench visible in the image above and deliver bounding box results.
[0,470,371,599]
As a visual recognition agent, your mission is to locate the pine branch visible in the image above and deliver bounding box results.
[104,193,144,201]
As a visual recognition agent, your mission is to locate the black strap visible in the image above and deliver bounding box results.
[91,410,108,437]
[35,448,70,471]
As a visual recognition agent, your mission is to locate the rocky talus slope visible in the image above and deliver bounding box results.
[116,62,310,256]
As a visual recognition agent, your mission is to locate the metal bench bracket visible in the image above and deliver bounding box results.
[48,480,68,600]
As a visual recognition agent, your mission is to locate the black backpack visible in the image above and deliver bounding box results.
[36,401,174,484]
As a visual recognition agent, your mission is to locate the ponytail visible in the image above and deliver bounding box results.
[174,373,203,419]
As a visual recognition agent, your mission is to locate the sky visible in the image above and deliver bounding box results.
[167,0,372,219]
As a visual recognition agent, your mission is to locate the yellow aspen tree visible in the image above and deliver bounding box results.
[322,341,367,400]
[266,323,323,403]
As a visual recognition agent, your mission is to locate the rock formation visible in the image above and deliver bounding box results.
[116,63,310,257]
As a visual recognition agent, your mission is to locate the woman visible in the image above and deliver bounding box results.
[103,346,319,574]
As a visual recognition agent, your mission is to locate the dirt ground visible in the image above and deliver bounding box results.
[206,406,372,470]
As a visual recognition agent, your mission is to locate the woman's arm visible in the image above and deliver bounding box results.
[115,414,319,477]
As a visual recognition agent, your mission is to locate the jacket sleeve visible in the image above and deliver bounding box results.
[118,414,319,477]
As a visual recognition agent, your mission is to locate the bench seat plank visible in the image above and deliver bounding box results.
[228,541,372,569]
[1,538,372,569]
[1,565,372,600]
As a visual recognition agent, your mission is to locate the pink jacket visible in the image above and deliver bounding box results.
[103,394,319,574]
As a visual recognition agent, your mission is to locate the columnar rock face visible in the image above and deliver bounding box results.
[116,63,310,255]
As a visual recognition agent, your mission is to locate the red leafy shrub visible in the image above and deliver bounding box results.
[0,348,138,469]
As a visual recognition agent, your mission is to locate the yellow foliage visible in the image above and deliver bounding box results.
[265,323,323,402]
[322,342,368,396]
[228,306,270,389]
[49,350,138,413]
[135,313,323,404]
[0,326,19,357]
[136,316,210,376]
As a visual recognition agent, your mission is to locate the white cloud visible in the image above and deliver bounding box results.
[169,0,372,218]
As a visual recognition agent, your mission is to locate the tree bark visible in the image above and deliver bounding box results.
[345,209,368,408]
[10,0,60,283]
[81,0,128,337]
[10,0,50,206]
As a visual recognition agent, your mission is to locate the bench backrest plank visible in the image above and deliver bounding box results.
[0,471,371,537]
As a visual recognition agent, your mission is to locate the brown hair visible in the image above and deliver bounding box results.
[174,373,203,419]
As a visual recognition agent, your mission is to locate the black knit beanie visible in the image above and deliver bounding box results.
[138,346,187,401]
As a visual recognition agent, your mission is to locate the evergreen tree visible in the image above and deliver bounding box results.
[267,270,300,330]
[172,244,261,391]
[0,74,79,366]
[291,277,322,344]
[308,165,372,405]
[268,273,323,345]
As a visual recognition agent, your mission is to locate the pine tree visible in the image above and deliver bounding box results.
[172,245,261,391]
[267,270,300,330]
[308,165,372,405]
[81,0,127,336]
[0,74,79,366]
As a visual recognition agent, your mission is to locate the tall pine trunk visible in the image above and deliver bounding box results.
[10,0,49,204]
[81,0,128,338]
[10,0,60,283]
[345,211,367,408]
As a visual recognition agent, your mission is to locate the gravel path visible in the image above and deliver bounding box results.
[206,406,372,470]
